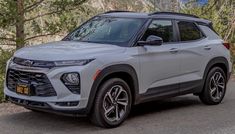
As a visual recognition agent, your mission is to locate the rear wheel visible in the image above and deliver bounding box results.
[199,67,226,105]
[90,78,132,128]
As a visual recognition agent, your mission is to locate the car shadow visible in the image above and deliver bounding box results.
[130,95,202,118]
[1,95,202,132]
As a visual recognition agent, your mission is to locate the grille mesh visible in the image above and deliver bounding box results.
[6,69,56,97]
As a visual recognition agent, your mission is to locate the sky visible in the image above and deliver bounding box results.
[180,0,208,6]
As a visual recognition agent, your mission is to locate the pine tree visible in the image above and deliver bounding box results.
[0,0,89,49]
[181,0,235,42]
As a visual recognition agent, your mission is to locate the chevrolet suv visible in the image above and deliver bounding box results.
[4,11,232,128]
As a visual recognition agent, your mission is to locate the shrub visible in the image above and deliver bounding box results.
[0,48,14,102]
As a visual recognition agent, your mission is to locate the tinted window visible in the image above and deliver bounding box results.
[178,21,203,41]
[142,20,174,43]
[63,17,145,46]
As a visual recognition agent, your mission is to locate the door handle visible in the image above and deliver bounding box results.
[169,48,178,54]
[204,45,211,50]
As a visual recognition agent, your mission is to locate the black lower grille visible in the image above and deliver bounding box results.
[6,96,50,109]
[6,69,56,97]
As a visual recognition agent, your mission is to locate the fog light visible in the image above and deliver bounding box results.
[62,73,79,85]
[61,73,80,94]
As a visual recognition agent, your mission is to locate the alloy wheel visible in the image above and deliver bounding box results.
[209,72,225,102]
[102,85,129,122]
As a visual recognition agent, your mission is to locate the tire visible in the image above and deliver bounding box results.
[199,67,227,105]
[90,78,132,128]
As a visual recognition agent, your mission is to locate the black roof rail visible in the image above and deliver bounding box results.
[149,12,199,18]
[104,10,133,14]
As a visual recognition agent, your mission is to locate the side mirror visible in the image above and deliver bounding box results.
[138,35,163,46]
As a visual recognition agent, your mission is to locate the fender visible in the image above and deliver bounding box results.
[196,57,229,93]
[203,57,229,80]
[84,64,139,114]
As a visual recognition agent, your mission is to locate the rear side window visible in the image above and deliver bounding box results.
[177,21,203,41]
[198,25,220,39]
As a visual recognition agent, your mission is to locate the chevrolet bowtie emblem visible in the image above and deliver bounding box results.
[23,60,34,67]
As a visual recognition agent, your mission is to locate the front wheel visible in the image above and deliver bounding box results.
[199,67,227,105]
[90,78,132,128]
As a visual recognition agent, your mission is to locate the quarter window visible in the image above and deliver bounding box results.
[177,21,203,41]
[142,20,174,43]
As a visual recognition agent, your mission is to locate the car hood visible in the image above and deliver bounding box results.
[14,41,126,61]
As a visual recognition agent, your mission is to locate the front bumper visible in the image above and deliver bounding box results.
[5,95,87,116]
[3,60,99,116]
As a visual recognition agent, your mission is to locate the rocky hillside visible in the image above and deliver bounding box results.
[88,0,151,12]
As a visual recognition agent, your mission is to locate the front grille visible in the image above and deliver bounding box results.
[6,69,57,97]
[13,57,55,68]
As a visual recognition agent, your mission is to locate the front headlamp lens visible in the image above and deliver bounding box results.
[54,59,94,66]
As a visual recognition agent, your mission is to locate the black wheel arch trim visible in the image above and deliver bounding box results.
[85,64,139,114]
[197,57,230,94]
[204,57,229,81]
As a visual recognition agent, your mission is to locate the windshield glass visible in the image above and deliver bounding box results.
[63,17,145,46]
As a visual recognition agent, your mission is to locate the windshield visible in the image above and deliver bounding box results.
[63,17,145,46]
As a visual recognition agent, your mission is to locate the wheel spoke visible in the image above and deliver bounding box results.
[115,105,119,121]
[210,87,216,94]
[217,83,225,89]
[115,88,123,100]
[107,91,114,104]
[105,105,115,116]
[216,73,222,82]
[117,100,128,106]
[211,76,216,85]
[114,86,119,96]
[215,88,220,99]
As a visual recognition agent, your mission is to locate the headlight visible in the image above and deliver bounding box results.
[54,59,94,67]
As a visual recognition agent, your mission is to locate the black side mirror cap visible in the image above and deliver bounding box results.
[138,35,163,46]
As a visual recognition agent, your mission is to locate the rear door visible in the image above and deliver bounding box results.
[175,21,210,93]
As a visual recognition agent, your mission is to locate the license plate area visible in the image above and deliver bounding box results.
[16,84,30,95]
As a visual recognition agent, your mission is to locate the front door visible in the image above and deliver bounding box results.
[138,19,181,96]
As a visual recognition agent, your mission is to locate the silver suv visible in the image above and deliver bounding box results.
[4,11,232,127]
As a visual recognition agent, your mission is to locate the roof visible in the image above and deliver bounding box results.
[100,11,211,25]
[100,11,149,18]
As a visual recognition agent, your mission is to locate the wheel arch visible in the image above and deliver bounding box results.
[196,57,230,94]
[204,57,229,81]
[86,64,139,114]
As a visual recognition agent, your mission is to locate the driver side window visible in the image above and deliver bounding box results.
[142,20,174,43]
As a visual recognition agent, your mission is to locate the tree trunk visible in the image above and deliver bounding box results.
[16,0,25,49]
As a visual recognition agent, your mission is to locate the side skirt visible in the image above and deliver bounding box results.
[135,80,203,104]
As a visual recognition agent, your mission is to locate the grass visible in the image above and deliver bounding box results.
[0,49,14,103]
[0,91,3,103]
